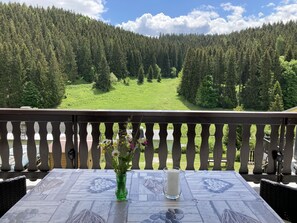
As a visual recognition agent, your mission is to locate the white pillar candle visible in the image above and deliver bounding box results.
[167,169,180,196]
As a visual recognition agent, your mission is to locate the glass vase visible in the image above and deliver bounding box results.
[115,173,128,201]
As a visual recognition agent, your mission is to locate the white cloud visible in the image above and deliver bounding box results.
[118,2,297,36]
[255,3,297,26]
[267,3,276,7]
[2,0,106,19]
[118,3,247,36]
[118,10,219,36]
[258,12,264,17]
[220,2,245,20]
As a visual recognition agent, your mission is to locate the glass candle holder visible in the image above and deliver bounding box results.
[163,167,181,200]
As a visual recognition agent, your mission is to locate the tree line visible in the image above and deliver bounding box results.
[0,3,183,108]
[0,3,297,110]
[177,23,297,111]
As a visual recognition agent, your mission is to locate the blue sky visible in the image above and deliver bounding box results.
[2,0,297,36]
[104,0,275,24]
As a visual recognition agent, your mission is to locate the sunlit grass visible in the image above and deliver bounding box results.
[59,78,200,110]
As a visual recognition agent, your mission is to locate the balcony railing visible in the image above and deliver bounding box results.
[0,108,296,183]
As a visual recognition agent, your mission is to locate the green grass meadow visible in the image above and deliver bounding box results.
[59,78,200,110]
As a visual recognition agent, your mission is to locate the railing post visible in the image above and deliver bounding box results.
[294,132,297,174]
[199,124,210,170]
[11,121,23,171]
[131,122,141,169]
[91,122,100,169]
[282,118,294,175]
[213,124,224,171]
[0,122,10,171]
[226,124,237,171]
[295,134,297,160]
[51,121,62,168]
[38,121,49,171]
[267,125,280,174]
[144,123,154,170]
[239,124,251,174]
[158,123,168,170]
[104,123,114,169]
[26,121,38,171]
[73,115,78,168]
[186,123,196,170]
[253,125,265,174]
[172,123,182,169]
[277,119,286,181]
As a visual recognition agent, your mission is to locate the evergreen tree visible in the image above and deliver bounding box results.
[110,40,127,79]
[46,48,65,107]
[195,75,218,108]
[213,48,224,87]
[162,51,171,78]
[0,43,10,107]
[153,64,161,79]
[271,80,283,100]
[77,37,93,82]
[269,94,284,111]
[157,72,162,82]
[179,48,200,103]
[94,55,111,92]
[259,50,273,110]
[280,58,297,109]
[271,50,282,82]
[269,81,284,111]
[147,65,153,82]
[127,50,142,77]
[170,67,177,78]
[21,81,41,108]
[222,50,237,108]
[242,51,261,110]
[275,35,286,56]
[137,65,144,84]
[54,38,66,73]
[32,49,49,107]
[285,47,293,62]
[90,35,104,72]
[20,43,33,81]
[7,48,24,107]
[64,42,78,82]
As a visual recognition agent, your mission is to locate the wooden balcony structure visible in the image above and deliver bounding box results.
[0,108,296,183]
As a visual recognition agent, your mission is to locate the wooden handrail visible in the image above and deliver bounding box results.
[0,109,296,183]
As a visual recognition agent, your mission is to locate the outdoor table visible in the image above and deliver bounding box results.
[0,169,283,223]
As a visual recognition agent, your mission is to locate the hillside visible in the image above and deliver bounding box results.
[59,79,200,110]
[0,3,297,110]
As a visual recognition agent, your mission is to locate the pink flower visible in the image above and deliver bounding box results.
[130,143,135,151]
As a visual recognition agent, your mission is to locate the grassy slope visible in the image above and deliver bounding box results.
[60,78,242,171]
[59,78,200,110]
[287,107,297,112]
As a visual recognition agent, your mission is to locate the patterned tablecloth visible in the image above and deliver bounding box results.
[0,169,283,223]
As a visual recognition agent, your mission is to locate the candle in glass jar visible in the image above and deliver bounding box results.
[167,169,180,196]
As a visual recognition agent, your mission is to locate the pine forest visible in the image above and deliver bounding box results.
[1,3,297,111]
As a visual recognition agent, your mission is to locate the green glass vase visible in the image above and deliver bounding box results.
[115,173,128,201]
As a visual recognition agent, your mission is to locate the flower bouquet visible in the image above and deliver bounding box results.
[99,126,147,200]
